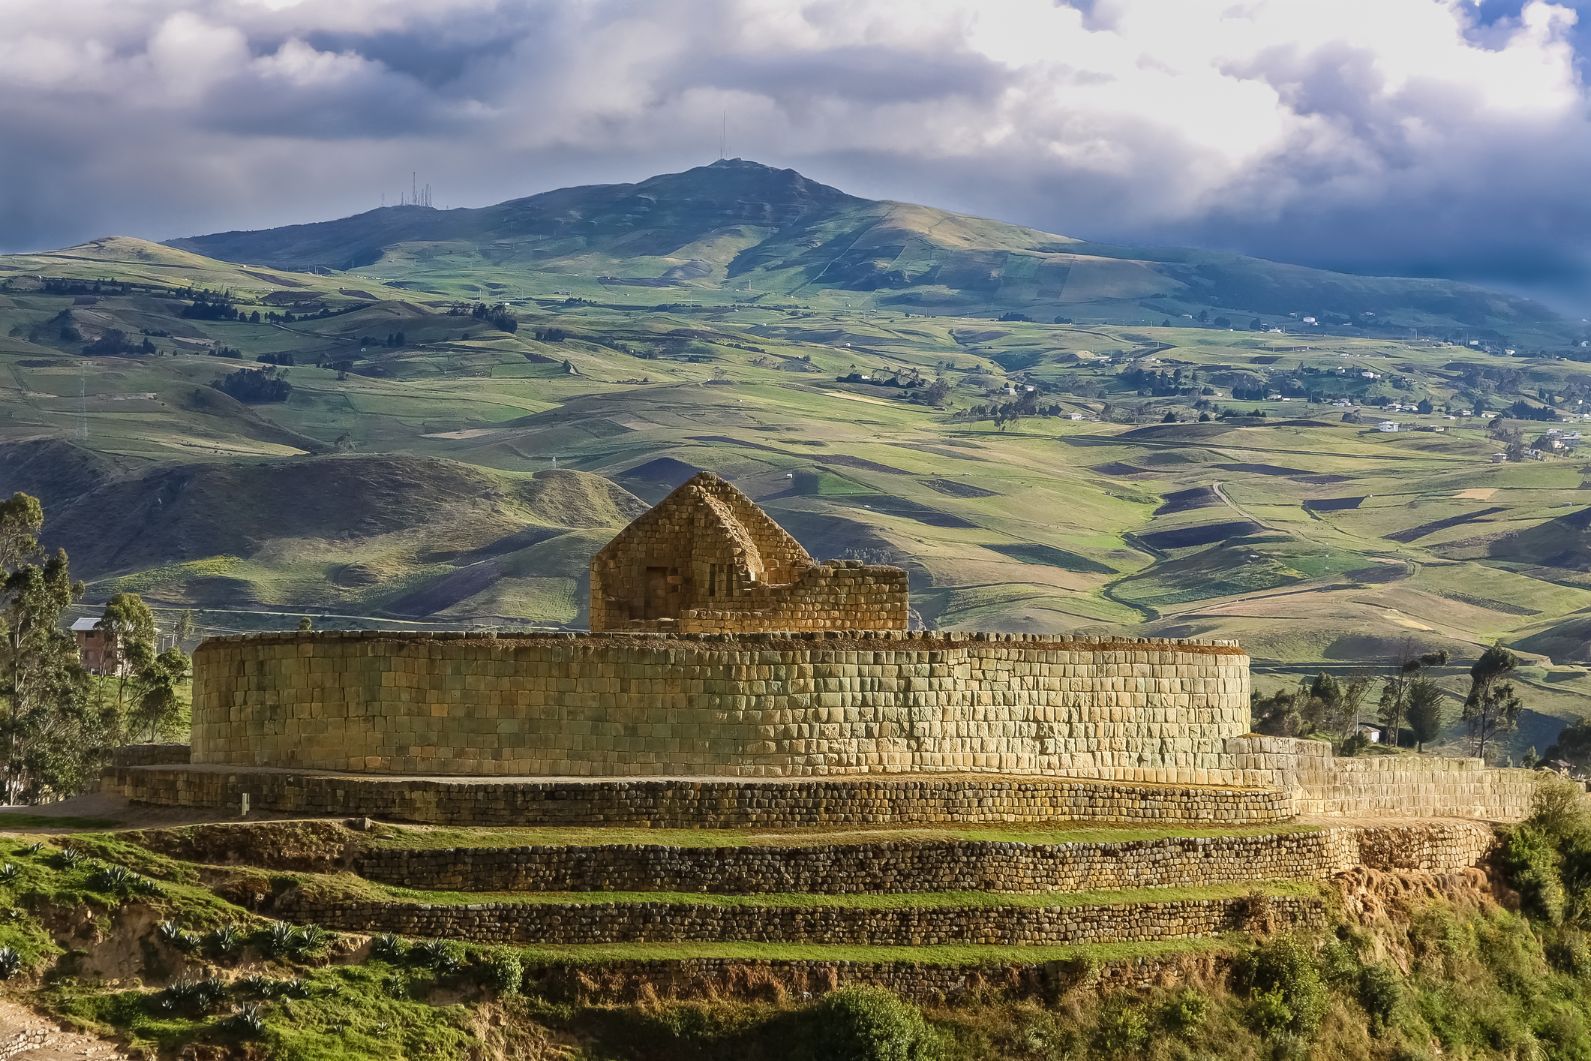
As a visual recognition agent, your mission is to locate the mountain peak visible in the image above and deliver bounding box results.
[635,159,855,212]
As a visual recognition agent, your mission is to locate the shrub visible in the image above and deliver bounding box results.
[1317,937,1364,990]
[1358,963,1402,1028]
[479,950,523,998]
[1549,930,1591,977]
[1498,824,1565,923]
[804,986,943,1061]
[1244,988,1296,1039]
[1091,998,1151,1056]
[1159,987,1209,1033]
[1235,937,1328,1039]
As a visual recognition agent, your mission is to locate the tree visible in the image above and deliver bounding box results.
[98,592,156,716]
[0,494,115,803]
[297,617,314,633]
[1378,647,1449,747]
[1405,677,1446,752]
[1464,644,1523,762]
[212,366,291,403]
[129,647,189,742]
[173,609,197,646]
[1544,719,1591,773]
[1251,674,1366,743]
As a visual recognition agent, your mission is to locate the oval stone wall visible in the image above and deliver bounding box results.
[189,630,1251,781]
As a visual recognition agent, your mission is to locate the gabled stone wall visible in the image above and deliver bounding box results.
[588,472,909,633]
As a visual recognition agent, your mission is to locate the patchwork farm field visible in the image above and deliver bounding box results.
[4,174,1591,756]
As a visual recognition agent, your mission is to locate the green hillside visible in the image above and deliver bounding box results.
[168,159,1571,344]
[3,162,1591,753]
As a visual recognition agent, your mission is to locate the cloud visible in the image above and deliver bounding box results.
[3,0,1591,305]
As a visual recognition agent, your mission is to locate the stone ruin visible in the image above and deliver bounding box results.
[107,474,1539,827]
[588,472,909,633]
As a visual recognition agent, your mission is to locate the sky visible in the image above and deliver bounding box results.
[4,0,1591,309]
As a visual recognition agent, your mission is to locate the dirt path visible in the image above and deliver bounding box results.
[0,999,125,1058]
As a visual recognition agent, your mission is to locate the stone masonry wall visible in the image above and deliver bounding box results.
[274,892,1325,948]
[522,953,1226,1005]
[1229,734,1536,822]
[189,631,1251,781]
[351,822,1497,895]
[587,472,908,633]
[671,561,909,634]
[106,768,1293,826]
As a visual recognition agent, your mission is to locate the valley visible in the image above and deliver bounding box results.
[3,161,1590,757]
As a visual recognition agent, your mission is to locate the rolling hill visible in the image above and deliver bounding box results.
[2,159,1591,755]
[169,159,1571,343]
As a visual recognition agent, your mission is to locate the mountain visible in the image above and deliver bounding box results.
[169,159,1569,342]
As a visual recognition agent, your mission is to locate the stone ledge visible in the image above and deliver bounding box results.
[193,629,1248,654]
[520,952,1227,1004]
[349,821,1496,894]
[272,893,1326,947]
[106,766,1294,827]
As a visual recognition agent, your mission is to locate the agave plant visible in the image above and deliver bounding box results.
[236,974,272,996]
[156,920,200,951]
[0,864,20,885]
[156,976,228,1015]
[371,933,406,962]
[207,924,242,958]
[0,946,22,980]
[294,924,328,955]
[226,1003,267,1038]
[52,847,83,869]
[22,843,41,857]
[265,921,297,958]
[412,939,464,975]
[90,864,135,892]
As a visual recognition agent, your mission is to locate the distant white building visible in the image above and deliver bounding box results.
[1377,420,1400,432]
[1302,316,1318,325]
[1491,452,1508,463]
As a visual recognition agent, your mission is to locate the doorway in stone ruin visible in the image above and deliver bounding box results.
[642,566,680,620]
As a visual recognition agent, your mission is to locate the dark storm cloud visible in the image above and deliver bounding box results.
[4,0,1591,310]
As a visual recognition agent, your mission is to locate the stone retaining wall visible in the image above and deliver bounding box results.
[108,743,191,768]
[1230,735,1536,822]
[105,766,1292,826]
[349,822,1496,895]
[522,953,1226,1004]
[275,893,1325,947]
[189,630,1250,782]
